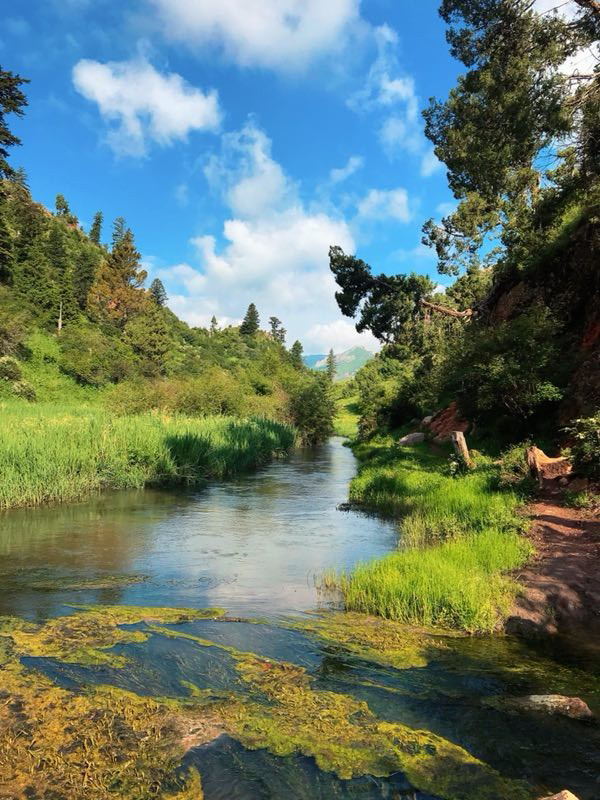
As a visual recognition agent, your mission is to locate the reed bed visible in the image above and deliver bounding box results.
[0,401,295,509]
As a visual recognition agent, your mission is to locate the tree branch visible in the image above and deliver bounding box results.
[420,299,474,319]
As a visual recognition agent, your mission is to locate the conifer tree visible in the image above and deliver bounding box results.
[326,348,336,382]
[290,340,304,369]
[269,316,286,344]
[150,277,168,306]
[240,302,259,335]
[13,239,58,318]
[111,216,126,249]
[0,200,14,284]
[0,67,28,182]
[88,228,147,327]
[46,221,77,327]
[210,315,219,334]
[89,211,103,245]
[72,245,99,309]
[10,180,42,263]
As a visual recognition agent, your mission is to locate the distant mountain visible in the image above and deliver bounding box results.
[303,346,373,381]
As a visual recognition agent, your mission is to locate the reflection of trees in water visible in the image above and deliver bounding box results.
[0,489,194,618]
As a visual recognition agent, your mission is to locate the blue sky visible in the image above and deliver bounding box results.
[2,0,464,353]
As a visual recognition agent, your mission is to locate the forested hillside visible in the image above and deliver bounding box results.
[331,0,600,447]
[0,69,333,445]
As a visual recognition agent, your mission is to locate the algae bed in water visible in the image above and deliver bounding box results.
[1,439,599,799]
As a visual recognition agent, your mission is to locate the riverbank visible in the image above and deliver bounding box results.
[507,488,600,637]
[0,401,295,509]
[327,434,532,632]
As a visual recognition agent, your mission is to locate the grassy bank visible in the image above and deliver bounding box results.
[329,436,532,632]
[0,401,295,509]
[333,395,360,438]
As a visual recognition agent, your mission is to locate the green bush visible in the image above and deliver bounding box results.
[497,442,537,495]
[0,355,22,382]
[11,380,36,401]
[59,324,135,386]
[566,413,600,478]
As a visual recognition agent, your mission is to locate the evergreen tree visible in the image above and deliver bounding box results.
[46,221,77,328]
[326,348,336,382]
[13,239,58,318]
[210,315,219,334]
[0,67,28,182]
[111,216,126,249]
[290,340,304,369]
[240,302,259,335]
[10,180,43,263]
[88,228,147,327]
[124,303,171,376]
[55,194,69,217]
[72,245,99,309]
[0,200,14,284]
[150,277,168,306]
[269,316,286,344]
[89,211,103,245]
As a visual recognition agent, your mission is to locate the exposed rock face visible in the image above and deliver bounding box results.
[424,402,469,444]
[397,432,425,445]
[539,791,580,800]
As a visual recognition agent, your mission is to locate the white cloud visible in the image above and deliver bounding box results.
[157,121,376,352]
[357,188,412,223]
[204,122,294,218]
[329,155,364,185]
[72,56,221,156]
[148,0,362,72]
[420,147,443,177]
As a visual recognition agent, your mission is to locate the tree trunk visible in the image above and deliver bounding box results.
[451,431,472,468]
[57,300,63,335]
[420,299,473,319]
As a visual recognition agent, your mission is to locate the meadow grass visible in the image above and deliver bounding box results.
[330,435,532,632]
[333,395,360,438]
[0,401,295,509]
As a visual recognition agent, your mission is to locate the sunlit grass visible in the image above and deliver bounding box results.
[329,435,532,632]
[0,401,295,509]
[333,395,360,438]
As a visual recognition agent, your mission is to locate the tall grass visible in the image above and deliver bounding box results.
[330,436,532,632]
[333,395,360,438]
[0,401,295,509]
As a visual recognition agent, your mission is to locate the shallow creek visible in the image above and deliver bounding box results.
[1,438,600,799]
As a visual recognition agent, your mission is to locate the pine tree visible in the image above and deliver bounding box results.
[13,239,59,318]
[124,303,171,376]
[72,245,99,309]
[10,181,43,263]
[269,316,286,344]
[326,348,336,382]
[240,302,259,335]
[290,340,304,369]
[210,315,219,334]
[88,228,147,327]
[0,67,28,181]
[150,277,168,306]
[89,211,103,245]
[46,221,77,328]
[0,200,14,284]
[111,216,126,249]
[55,194,69,217]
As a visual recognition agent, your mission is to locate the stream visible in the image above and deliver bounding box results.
[2,438,600,799]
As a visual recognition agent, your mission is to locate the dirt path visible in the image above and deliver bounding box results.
[506,489,600,637]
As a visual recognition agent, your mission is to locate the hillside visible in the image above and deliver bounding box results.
[304,346,373,381]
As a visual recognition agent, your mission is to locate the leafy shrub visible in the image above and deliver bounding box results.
[11,380,36,401]
[497,442,537,494]
[59,324,135,386]
[0,355,22,382]
[289,374,335,445]
[566,413,600,478]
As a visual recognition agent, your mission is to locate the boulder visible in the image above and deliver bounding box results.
[421,415,433,427]
[427,402,469,441]
[490,694,593,721]
[539,792,580,800]
[398,432,425,446]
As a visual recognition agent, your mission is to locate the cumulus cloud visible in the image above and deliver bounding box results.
[356,187,412,223]
[72,56,221,156]
[305,319,379,353]
[156,121,378,352]
[148,0,362,71]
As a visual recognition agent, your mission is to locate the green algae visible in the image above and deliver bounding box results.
[288,610,458,670]
[0,605,226,667]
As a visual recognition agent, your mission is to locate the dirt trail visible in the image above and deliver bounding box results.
[507,489,600,637]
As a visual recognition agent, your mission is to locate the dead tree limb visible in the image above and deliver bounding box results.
[420,299,474,319]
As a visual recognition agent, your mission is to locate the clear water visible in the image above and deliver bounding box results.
[2,438,600,799]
